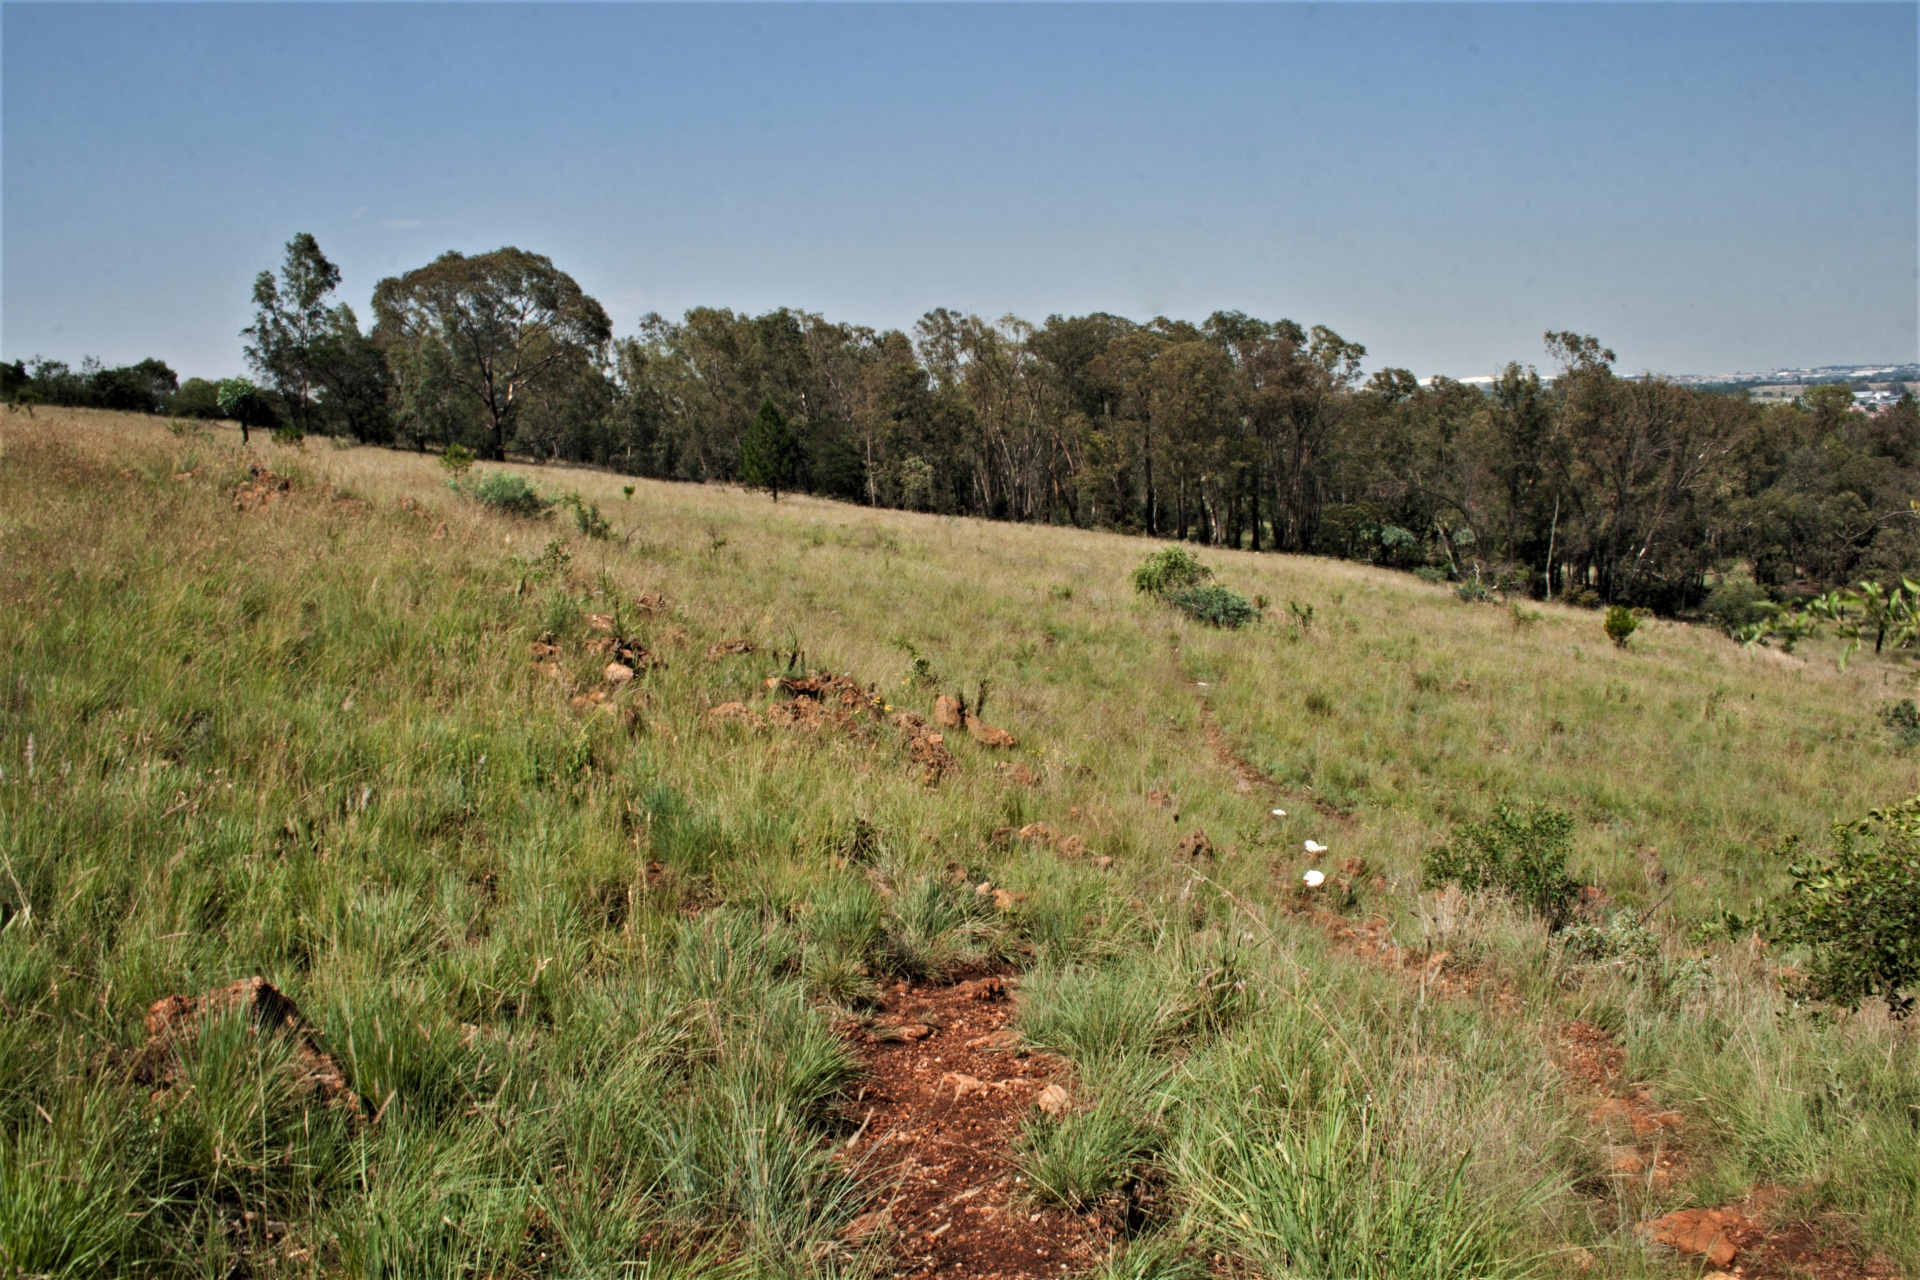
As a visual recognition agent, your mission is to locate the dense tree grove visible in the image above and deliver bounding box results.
[7,235,1914,611]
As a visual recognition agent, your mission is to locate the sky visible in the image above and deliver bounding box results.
[2,2,1915,382]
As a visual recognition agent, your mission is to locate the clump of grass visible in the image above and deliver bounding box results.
[1422,804,1581,929]
[1016,1094,1157,1210]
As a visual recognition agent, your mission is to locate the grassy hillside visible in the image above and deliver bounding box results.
[2,408,1915,1280]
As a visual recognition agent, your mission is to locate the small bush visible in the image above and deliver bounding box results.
[1604,605,1638,647]
[1132,547,1211,597]
[456,470,553,518]
[1878,699,1920,748]
[560,492,612,539]
[1766,796,1920,1017]
[1422,804,1581,929]
[1455,578,1495,604]
[1702,577,1772,636]
[1165,584,1260,629]
[439,443,475,477]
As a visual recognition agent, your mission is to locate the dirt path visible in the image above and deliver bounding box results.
[843,978,1113,1280]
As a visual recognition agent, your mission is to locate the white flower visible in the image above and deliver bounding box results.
[1303,840,1327,855]
[1303,869,1326,888]
[1271,808,1287,818]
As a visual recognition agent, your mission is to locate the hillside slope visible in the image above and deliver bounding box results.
[2,409,1915,1280]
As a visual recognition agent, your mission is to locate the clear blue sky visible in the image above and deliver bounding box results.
[3,2,1915,381]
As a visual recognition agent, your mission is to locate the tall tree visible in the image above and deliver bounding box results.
[244,233,342,436]
[371,248,612,460]
[741,397,800,500]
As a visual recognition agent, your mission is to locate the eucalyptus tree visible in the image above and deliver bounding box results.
[244,233,342,436]
[371,248,612,460]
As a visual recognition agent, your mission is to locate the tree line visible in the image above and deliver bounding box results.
[8,233,1914,614]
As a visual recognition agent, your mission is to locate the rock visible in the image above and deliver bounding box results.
[940,1071,987,1100]
[966,716,1018,748]
[705,638,755,661]
[1175,829,1213,861]
[1609,1148,1647,1175]
[1642,1209,1742,1269]
[604,663,635,685]
[585,613,615,633]
[933,695,966,729]
[1036,1083,1070,1116]
[896,1022,933,1041]
[954,976,1007,1002]
[991,889,1023,911]
[705,701,760,726]
[139,977,360,1117]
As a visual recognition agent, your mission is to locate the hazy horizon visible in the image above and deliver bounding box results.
[4,2,1915,383]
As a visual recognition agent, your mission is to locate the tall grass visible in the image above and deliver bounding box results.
[1,409,1915,1277]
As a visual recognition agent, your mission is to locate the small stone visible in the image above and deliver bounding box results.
[1036,1083,1070,1115]
[604,662,634,685]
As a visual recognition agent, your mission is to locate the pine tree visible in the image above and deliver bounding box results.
[741,397,800,501]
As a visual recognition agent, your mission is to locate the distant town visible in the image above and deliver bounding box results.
[1448,362,1920,412]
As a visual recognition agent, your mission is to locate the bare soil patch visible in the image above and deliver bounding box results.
[843,978,1112,1280]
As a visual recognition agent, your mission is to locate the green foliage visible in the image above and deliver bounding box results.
[1131,546,1210,597]
[1603,605,1638,647]
[1165,584,1260,629]
[1423,804,1581,928]
[438,442,475,476]
[1766,797,1920,1017]
[740,397,800,500]
[454,470,554,519]
[1742,580,1920,667]
[560,492,613,539]
[1173,1085,1535,1280]
[1016,1096,1156,1210]
[1455,577,1496,603]
[1702,577,1773,636]
[1879,699,1920,748]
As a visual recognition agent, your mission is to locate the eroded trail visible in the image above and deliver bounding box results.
[843,978,1112,1280]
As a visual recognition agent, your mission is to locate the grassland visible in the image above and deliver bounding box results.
[1,407,1915,1279]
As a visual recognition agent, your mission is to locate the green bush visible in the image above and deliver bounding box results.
[1702,577,1773,636]
[559,492,612,539]
[1131,547,1211,597]
[438,443,475,477]
[1878,700,1920,748]
[1604,605,1638,648]
[1422,804,1581,929]
[1766,796,1920,1018]
[1165,584,1260,629]
[455,470,553,519]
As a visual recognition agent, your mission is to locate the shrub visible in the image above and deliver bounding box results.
[438,443,475,477]
[1878,700,1920,748]
[559,493,612,539]
[1766,796,1920,1017]
[1702,577,1772,636]
[1422,804,1581,929]
[456,470,553,519]
[1132,547,1211,597]
[1165,584,1260,629]
[1455,578,1495,603]
[1604,605,1638,648]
